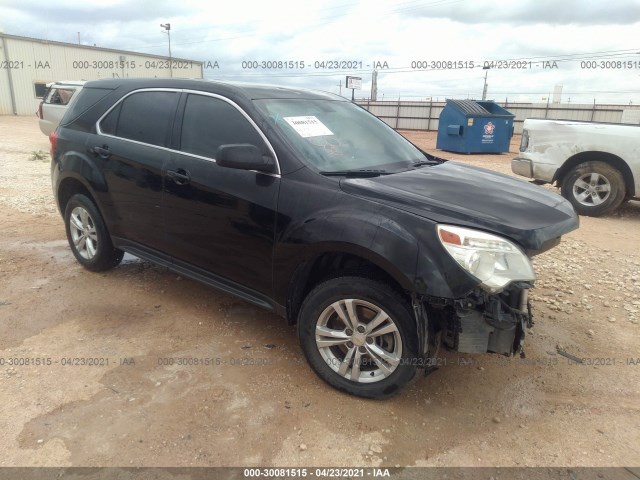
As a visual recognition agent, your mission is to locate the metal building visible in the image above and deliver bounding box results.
[0,33,204,115]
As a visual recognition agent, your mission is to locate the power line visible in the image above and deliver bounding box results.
[199,47,640,81]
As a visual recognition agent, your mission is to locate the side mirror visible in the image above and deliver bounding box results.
[216,144,275,173]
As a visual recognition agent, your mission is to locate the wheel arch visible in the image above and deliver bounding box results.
[554,151,635,197]
[56,175,99,216]
[55,148,110,215]
[285,248,414,325]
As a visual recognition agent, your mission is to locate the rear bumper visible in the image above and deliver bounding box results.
[512,154,559,184]
[51,159,63,216]
[511,156,533,178]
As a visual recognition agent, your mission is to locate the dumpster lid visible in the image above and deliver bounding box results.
[446,99,514,118]
[448,99,490,115]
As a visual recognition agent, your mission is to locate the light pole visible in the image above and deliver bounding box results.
[482,65,490,100]
[160,23,172,78]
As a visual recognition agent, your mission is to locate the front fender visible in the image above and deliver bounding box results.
[272,168,480,306]
[272,196,420,305]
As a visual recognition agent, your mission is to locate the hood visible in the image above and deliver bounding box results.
[340,161,579,253]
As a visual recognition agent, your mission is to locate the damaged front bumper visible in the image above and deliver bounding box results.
[417,283,533,359]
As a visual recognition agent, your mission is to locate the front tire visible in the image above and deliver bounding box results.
[561,161,625,216]
[64,194,124,271]
[298,276,418,399]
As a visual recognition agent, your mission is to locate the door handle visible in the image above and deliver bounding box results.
[91,145,111,159]
[167,168,191,185]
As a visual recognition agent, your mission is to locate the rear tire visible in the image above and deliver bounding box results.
[298,276,418,399]
[561,161,625,216]
[64,194,123,271]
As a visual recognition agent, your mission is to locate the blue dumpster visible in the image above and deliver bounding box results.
[436,99,514,153]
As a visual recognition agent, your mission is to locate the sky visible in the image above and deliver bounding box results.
[1,0,640,104]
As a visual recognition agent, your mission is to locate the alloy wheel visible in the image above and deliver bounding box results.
[572,172,611,206]
[69,206,98,260]
[315,299,402,383]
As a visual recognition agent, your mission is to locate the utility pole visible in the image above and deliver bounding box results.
[336,79,342,96]
[370,69,378,101]
[482,66,490,100]
[77,32,81,45]
[160,23,173,78]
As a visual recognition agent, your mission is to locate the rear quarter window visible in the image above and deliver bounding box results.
[60,87,112,127]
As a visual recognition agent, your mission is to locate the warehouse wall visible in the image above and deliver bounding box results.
[0,34,203,115]
[357,100,640,134]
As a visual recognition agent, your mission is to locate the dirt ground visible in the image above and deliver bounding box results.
[0,116,639,468]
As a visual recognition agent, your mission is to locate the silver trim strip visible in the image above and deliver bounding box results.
[94,87,281,177]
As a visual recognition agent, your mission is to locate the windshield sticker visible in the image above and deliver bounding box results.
[283,116,334,138]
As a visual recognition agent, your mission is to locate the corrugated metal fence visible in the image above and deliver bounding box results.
[356,100,640,134]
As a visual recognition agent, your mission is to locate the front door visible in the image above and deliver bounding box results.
[162,93,280,297]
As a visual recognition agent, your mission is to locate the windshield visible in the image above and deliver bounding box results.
[254,98,425,173]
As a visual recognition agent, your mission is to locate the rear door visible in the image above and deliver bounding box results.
[162,92,280,296]
[93,89,180,253]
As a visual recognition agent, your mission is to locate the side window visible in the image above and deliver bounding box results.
[100,91,178,147]
[180,94,266,159]
[47,88,75,105]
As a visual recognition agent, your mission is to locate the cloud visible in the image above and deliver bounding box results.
[4,0,184,24]
[1,0,639,102]
[408,0,640,26]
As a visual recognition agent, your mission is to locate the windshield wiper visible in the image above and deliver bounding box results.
[412,159,440,167]
[412,151,444,168]
[320,169,390,178]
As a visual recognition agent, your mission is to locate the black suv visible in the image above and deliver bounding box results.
[51,78,578,398]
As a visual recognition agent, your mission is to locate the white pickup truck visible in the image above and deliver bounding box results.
[512,119,640,216]
[37,80,85,136]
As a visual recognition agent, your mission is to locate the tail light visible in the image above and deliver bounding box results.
[37,102,43,119]
[49,130,58,158]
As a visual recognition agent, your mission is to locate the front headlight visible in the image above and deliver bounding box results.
[436,224,535,293]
